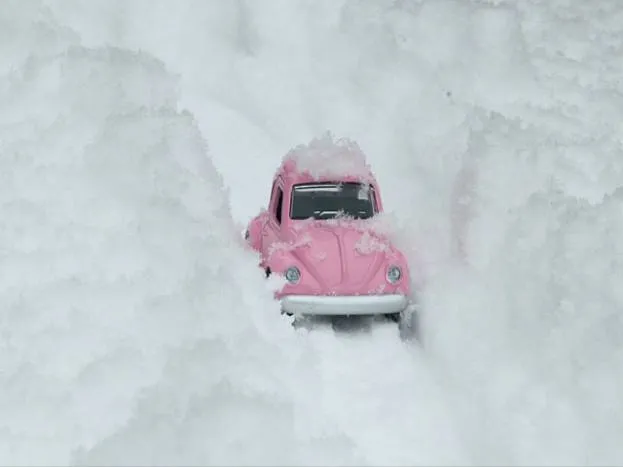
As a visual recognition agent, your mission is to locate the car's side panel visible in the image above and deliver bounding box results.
[261,176,287,268]
[245,211,267,252]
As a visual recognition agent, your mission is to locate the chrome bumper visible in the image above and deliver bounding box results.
[281,294,409,316]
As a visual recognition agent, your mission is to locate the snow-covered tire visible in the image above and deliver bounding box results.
[398,303,419,341]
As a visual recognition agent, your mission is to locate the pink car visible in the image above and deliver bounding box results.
[245,135,417,335]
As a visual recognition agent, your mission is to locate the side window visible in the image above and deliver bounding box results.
[274,187,284,224]
[370,187,378,213]
[269,180,276,204]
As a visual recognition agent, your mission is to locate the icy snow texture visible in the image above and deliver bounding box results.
[2,0,623,465]
[0,11,312,466]
[283,132,375,182]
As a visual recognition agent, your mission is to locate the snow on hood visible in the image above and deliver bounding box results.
[271,214,399,258]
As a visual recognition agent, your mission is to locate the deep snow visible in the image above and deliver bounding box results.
[2,0,623,465]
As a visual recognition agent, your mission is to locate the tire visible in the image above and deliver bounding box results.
[384,313,400,323]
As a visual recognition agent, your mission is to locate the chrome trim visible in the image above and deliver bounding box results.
[281,294,408,316]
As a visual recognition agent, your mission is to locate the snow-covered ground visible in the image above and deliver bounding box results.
[2,0,623,465]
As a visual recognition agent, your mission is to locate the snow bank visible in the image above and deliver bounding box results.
[5,0,623,465]
[435,109,623,465]
[0,6,341,465]
[426,1,623,463]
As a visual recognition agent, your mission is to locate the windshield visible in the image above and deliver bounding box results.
[290,182,376,220]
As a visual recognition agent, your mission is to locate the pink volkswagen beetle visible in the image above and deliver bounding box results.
[245,134,417,336]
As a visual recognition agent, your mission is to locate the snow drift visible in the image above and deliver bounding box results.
[0,8,321,465]
[3,0,623,466]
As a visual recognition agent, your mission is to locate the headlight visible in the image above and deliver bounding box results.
[285,266,301,284]
[386,265,402,284]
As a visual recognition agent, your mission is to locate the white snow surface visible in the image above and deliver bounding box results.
[283,132,375,182]
[2,0,623,465]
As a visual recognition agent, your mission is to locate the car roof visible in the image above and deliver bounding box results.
[275,134,379,186]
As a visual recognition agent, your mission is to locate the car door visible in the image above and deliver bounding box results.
[261,178,285,259]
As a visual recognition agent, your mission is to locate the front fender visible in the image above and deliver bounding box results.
[264,246,321,298]
[264,247,298,276]
[245,210,268,252]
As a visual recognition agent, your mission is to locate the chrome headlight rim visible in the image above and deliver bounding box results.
[284,266,301,284]
[386,265,402,284]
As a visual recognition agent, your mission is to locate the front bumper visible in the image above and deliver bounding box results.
[280,294,409,316]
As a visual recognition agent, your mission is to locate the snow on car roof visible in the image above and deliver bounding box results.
[280,132,376,183]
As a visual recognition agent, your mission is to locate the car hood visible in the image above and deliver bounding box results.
[281,221,401,290]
